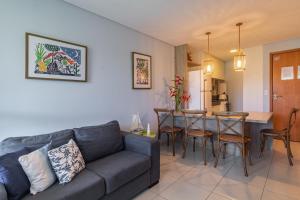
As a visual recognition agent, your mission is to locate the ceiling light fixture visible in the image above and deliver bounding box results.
[230,49,238,53]
[233,22,246,72]
[203,32,213,75]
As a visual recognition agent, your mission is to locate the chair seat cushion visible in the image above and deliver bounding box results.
[220,134,251,143]
[22,169,105,200]
[261,129,287,137]
[160,126,183,133]
[86,150,151,194]
[187,129,213,137]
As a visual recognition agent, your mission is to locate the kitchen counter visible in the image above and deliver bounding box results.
[174,111,273,124]
[173,111,273,156]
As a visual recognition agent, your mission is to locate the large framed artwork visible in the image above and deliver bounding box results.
[25,33,87,82]
[132,52,152,89]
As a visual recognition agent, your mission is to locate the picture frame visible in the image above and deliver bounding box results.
[25,32,87,82]
[132,52,152,89]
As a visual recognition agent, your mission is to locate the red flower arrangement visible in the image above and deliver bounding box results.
[169,75,191,111]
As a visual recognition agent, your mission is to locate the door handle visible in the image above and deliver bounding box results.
[273,94,283,100]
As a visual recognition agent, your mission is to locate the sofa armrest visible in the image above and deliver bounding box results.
[0,183,7,200]
[122,132,160,185]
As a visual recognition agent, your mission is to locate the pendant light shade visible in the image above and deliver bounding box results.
[203,59,213,75]
[203,32,213,75]
[233,23,246,71]
[233,52,246,71]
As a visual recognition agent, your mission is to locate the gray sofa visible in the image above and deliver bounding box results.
[0,121,160,200]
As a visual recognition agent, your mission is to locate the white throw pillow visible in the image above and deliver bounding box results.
[18,143,56,195]
[48,139,85,184]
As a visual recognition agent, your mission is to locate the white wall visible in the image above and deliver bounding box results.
[225,38,300,112]
[243,46,264,112]
[0,0,175,140]
[224,60,243,111]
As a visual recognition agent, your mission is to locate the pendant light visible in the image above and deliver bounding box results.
[203,32,213,75]
[233,22,246,71]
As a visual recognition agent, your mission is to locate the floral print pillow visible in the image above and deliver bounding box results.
[48,139,85,184]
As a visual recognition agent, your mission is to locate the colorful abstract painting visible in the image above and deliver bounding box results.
[26,33,87,82]
[132,52,152,89]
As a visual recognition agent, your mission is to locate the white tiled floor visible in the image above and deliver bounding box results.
[134,139,300,200]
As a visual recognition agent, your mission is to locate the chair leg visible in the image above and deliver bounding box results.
[248,143,253,166]
[181,133,185,150]
[285,140,293,166]
[171,133,176,156]
[259,134,266,158]
[284,139,287,148]
[223,143,227,159]
[203,138,207,165]
[214,142,222,168]
[167,134,170,146]
[243,144,248,177]
[182,136,188,159]
[210,136,215,157]
[193,137,196,152]
[287,139,293,158]
[158,131,161,140]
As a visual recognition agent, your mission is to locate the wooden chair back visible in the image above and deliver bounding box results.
[181,109,207,135]
[214,112,249,142]
[153,108,175,130]
[287,108,299,139]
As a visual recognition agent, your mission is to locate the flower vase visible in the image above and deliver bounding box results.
[175,102,181,112]
[183,101,188,110]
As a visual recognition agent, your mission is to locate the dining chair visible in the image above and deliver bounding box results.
[154,108,183,156]
[181,109,215,165]
[260,108,299,166]
[214,111,251,176]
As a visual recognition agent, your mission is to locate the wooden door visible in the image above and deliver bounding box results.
[271,49,300,141]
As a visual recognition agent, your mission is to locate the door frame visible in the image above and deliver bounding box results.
[269,48,300,111]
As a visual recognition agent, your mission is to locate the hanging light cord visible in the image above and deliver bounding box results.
[236,22,242,52]
[206,32,211,54]
[208,33,210,53]
[238,24,240,51]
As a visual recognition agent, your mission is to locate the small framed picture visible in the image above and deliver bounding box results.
[25,33,87,82]
[132,52,152,89]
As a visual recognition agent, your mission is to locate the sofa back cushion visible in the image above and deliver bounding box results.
[74,121,124,162]
[0,129,74,156]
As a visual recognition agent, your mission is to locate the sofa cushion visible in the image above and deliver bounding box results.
[0,129,74,156]
[22,169,105,200]
[86,150,151,194]
[0,148,31,200]
[0,183,7,200]
[74,121,124,162]
[48,139,85,184]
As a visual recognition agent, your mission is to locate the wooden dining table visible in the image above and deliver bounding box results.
[173,111,273,157]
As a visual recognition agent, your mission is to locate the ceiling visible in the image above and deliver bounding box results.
[64,0,300,61]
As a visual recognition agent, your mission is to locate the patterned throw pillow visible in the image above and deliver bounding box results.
[48,139,85,184]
